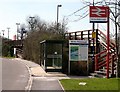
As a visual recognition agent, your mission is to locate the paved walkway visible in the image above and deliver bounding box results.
[15,58,89,91]
[15,58,68,77]
[15,58,69,91]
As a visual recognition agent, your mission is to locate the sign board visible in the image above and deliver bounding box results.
[92,32,96,38]
[14,48,16,55]
[69,40,88,61]
[89,6,109,23]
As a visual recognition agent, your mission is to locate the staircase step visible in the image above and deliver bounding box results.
[90,73,106,78]
[99,69,112,73]
[95,71,106,74]
[88,54,95,57]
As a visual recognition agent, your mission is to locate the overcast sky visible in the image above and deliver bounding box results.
[0,0,115,39]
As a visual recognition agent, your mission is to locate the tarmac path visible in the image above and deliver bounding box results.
[2,58,67,91]
[2,58,29,90]
[31,77,64,92]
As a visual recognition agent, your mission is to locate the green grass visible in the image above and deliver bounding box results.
[2,56,15,59]
[60,78,120,91]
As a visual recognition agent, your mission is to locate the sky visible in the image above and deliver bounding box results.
[0,0,116,39]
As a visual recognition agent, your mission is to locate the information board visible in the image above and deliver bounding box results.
[69,40,88,61]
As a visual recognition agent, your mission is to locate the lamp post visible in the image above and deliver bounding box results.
[57,5,62,31]
[2,30,5,38]
[16,23,20,40]
[29,16,35,31]
[7,27,10,40]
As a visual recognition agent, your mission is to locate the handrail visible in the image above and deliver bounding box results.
[99,40,115,52]
[95,49,117,72]
[95,50,107,71]
[96,50,107,56]
[97,29,107,38]
[65,29,92,34]
[98,30,116,48]
[98,62,106,69]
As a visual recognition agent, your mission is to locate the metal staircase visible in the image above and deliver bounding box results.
[94,29,117,78]
[65,29,117,78]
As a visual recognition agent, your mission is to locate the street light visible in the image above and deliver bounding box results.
[7,27,10,40]
[57,5,62,31]
[29,16,35,31]
[16,23,20,40]
[2,30,5,38]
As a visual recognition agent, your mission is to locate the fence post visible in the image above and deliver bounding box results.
[88,30,90,47]
[111,54,114,77]
[75,32,77,40]
[81,31,83,40]
[96,29,99,54]
[95,55,98,71]
[69,33,71,40]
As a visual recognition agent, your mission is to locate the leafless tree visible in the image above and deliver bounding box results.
[23,15,68,63]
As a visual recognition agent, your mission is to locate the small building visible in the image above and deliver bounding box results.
[40,40,64,72]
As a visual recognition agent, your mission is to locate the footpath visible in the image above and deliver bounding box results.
[15,58,89,92]
[15,58,69,92]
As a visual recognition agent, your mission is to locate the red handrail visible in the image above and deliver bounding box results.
[98,29,107,38]
[95,49,117,72]
[95,50,107,71]
[96,50,107,56]
[98,30,116,48]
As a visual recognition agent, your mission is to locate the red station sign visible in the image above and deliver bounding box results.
[90,6,110,78]
[89,6,109,23]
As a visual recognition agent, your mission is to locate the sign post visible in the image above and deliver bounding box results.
[14,48,16,57]
[89,6,110,78]
[106,7,110,78]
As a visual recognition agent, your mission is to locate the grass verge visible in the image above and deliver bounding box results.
[2,56,15,59]
[60,78,120,92]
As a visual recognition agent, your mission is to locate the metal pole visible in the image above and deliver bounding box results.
[2,30,5,38]
[92,0,95,71]
[57,6,59,28]
[57,5,62,32]
[16,23,20,40]
[29,17,35,31]
[68,43,70,75]
[7,27,10,40]
[106,7,110,78]
[114,0,119,78]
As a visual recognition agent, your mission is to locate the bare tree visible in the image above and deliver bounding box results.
[23,15,68,63]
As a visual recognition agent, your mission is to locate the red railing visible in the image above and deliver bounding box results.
[95,29,116,77]
[95,50,107,71]
[95,50,117,72]
[97,29,116,49]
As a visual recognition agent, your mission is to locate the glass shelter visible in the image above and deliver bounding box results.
[40,40,64,72]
